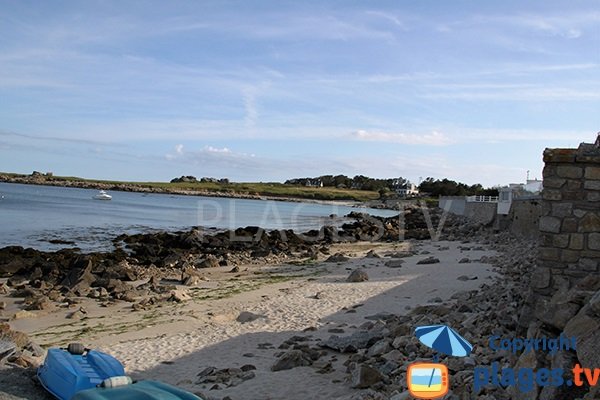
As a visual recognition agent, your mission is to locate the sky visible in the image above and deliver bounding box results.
[1,1,599,187]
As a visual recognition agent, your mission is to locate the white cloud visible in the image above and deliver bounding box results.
[351,130,454,146]
[242,87,258,128]
[203,145,231,153]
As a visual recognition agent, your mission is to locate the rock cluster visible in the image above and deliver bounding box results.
[0,206,448,315]
[0,323,43,368]
[260,220,600,400]
[196,364,257,389]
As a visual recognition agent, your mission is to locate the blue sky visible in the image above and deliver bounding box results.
[1,1,598,187]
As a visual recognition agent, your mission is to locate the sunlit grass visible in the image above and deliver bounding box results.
[1,172,380,201]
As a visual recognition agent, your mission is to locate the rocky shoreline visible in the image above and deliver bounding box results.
[0,208,439,315]
[1,205,598,400]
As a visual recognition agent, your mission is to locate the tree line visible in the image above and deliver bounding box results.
[285,175,499,197]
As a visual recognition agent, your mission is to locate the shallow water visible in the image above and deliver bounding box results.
[0,182,396,252]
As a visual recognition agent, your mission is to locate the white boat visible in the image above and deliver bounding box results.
[92,190,112,200]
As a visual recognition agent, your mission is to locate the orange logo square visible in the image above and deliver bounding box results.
[407,362,449,399]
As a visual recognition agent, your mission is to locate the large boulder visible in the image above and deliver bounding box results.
[196,255,220,269]
[347,269,369,283]
[351,365,384,389]
[60,258,96,293]
[271,350,312,371]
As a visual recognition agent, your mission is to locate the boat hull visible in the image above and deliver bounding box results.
[38,349,125,400]
[72,380,203,400]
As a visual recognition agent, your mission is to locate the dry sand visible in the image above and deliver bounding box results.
[3,239,496,400]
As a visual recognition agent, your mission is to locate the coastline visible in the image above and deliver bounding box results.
[0,173,378,207]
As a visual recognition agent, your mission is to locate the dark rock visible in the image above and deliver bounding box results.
[0,339,18,365]
[196,255,220,269]
[365,250,382,259]
[326,253,350,263]
[416,256,440,265]
[61,258,96,291]
[347,269,369,283]
[351,365,383,389]
[321,330,385,353]
[384,259,404,268]
[236,311,264,324]
[271,349,312,371]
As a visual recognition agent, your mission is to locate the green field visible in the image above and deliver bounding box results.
[0,172,380,202]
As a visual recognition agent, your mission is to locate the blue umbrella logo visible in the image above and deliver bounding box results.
[415,324,473,357]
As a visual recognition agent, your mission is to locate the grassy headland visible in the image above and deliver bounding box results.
[0,172,380,202]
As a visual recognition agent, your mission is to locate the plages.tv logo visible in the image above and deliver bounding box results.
[407,325,473,399]
[407,362,449,399]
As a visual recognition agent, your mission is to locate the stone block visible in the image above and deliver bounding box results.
[563,190,586,201]
[579,213,600,232]
[589,233,600,250]
[564,307,599,345]
[531,267,552,289]
[577,154,600,163]
[562,218,578,233]
[561,249,580,263]
[539,216,562,233]
[581,250,600,259]
[544,148,577,163]
[552,234,570,248]
[539,247,561,261]
[588,192,600,202]
[584,180,600,191]
[576,328,600,369]
[585,167,600,180]
[564,269,589,281]
[569,234,585,250]
[543,164,557,178]
[542,189,562,201]
[543,177,566,189]
[534,296,581,331]
[566,179,582,190]
[552,203,573,218]
[557,165,584,179]
[579,258,598,271]
[541,233,554,247]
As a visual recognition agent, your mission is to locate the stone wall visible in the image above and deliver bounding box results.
[464,201,497,225]
[438,196,466,216]
[534,141,600,297]
[508,199,541,238]
[517,139,600,396]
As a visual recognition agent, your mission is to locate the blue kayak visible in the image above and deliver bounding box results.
[38,344,203,400]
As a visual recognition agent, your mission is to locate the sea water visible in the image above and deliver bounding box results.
[0,182,397,252]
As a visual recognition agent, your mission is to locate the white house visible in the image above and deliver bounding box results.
[396,183,419,198]
[305,179,323,188]
[497,180,542,215]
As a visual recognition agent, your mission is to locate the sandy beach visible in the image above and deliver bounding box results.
[2,238,497,400]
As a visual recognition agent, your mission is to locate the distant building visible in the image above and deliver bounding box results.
[524,179,543,193]
[305,179,323,188]
[395,182,419,198]
[497,179,542,215]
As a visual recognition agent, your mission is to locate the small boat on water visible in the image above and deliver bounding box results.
[92,190,112,200]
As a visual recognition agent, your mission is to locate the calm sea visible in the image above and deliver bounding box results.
[0,182,396,252]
